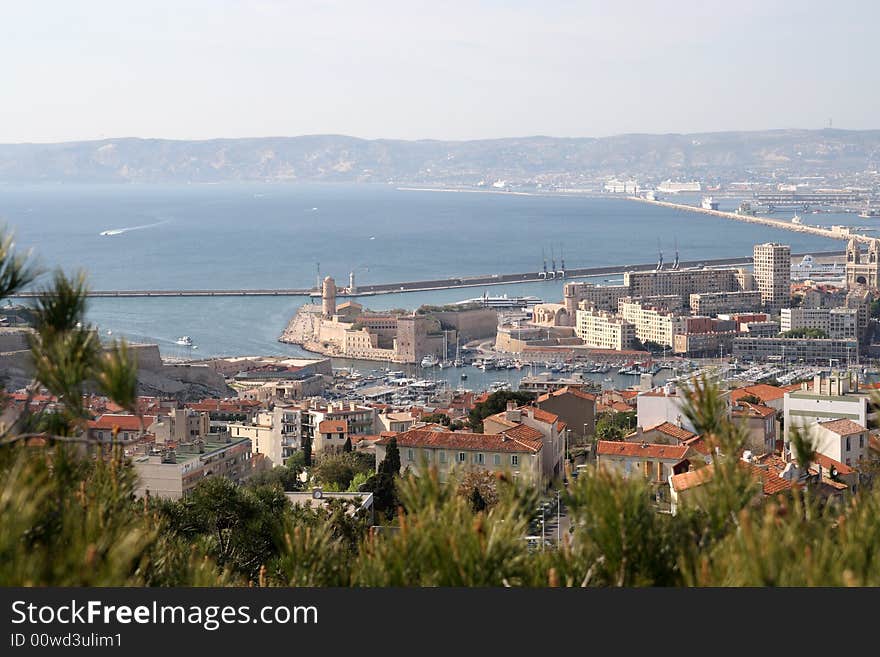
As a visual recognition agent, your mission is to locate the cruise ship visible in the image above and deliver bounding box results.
[790,255,845,280]
[455,292,543,309]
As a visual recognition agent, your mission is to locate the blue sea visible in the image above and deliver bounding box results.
[0,183,846,387]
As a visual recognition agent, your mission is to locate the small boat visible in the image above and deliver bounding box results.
[420,355,439,368]
[460,372,468,380]
[175,336,194,346]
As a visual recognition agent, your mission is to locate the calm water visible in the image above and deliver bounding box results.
[1,183,844,378]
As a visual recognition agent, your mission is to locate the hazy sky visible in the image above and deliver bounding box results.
[1,0,877,143]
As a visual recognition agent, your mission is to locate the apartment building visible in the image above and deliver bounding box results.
[753,242,791,312]
[227,405,301,467]
[689,290,763,316]
[619,299,685,348]
[733,337,858,363]
[575,307,634,350]
[780,307,859,341]
[132,436,253,500]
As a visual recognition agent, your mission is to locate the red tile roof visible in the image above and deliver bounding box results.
[670,465,715,492]
[639,421,697,442]
[818,419,865,436]
[377,429,541,453]
[811,452,852,475]
[502,424,544,442]
[730,384,786,403]
[319,419,348,434]
[731,401,777,419]
[536,386,597,403]
[90,414,156,432]
[597,441,691,460]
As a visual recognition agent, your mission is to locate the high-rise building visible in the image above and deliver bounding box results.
[753,243,791,312]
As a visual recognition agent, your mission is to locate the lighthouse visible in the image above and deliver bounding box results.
[322,276,337,317]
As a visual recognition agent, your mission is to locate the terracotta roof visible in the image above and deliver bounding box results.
[730,384,786,403]
[812,452,854,475]
[639,421,697,442]
[502,424,544,442]
[597,401,633,414]
[524,406,560,426]
[670,465,715,492]
[90,414,156,432]
[377,429,541,453]
[536,386,597,403]
[672,460,795,496]
[731,401,776,419]
[319,419,348,434]
[597,441,691,460]
[818,418,866,436]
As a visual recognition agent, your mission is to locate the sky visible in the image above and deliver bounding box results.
[1,0,877,143]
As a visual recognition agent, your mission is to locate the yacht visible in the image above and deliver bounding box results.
[175,336,194,346]
[420,355,439,368]
[791,214,803,224]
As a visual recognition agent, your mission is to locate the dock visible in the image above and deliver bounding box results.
[10,250,843,300]
[626,196,875,244]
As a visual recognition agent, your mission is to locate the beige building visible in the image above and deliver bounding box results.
[780,307,859,341]
[575,307,634,350]
[227,405,301,467]
[689,290,763,316]
[315,419,349,454]
[151,408,210,445]
[132,437,253,500]
[753,242,791,311]
[376,429,544,485]
[619,299,685,348]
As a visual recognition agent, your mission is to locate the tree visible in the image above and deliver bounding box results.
[369,437,401,515]
[594,411,635,442]
[468,390,536,432]
[343,436,353,452]
[302,435,313,466]
[421,412,451,426]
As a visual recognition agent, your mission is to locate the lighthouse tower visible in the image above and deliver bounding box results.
[322,276,337,317]
[349,271,357,295]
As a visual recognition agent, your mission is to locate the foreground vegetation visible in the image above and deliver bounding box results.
[3,230,880,587]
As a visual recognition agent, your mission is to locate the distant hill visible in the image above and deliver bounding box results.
[1,129,878,184]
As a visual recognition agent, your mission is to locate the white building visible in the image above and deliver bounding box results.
[780,307,859,341]
[782,374,868,460]
[619,299,685,348]
[811,419,869,468]
[227,405,301,467]
[635,383,727,434]
[575,308,634,350]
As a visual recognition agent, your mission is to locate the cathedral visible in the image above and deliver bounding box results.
[846,238,880,290]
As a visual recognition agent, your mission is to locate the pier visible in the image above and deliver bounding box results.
[626,196,876,244]
[10,250,843,300]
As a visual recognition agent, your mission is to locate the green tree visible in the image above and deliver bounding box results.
[343,436,353,452]
[302,434,313,466]
[468,390,535,432]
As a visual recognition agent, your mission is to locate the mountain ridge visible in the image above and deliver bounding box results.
[1,129,878,184]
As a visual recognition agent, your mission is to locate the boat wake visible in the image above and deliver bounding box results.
[99,219,169,236]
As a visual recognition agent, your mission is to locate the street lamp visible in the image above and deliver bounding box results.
[556,489,561,544]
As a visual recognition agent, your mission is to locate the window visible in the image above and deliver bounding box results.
[511,455,519,466]
[846,437,851,451]
[439,451,447,464]
[407,448,414,462]
[860,435,865,449]
[458,452,466,463]
[424,449,432,462]
[476,453,484,465]
[493,454,501,466]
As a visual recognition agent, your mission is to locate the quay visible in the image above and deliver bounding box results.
[10,250,843,300]
[626,196,875,244]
